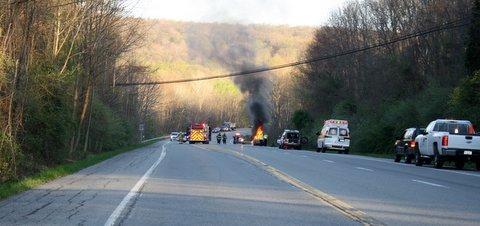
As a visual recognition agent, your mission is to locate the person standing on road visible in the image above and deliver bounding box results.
[222,133,227,144]
[217,133,222,144]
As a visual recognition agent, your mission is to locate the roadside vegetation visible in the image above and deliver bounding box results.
[0,1,160,183]
[0,140,159,201]
[294,0,480,155]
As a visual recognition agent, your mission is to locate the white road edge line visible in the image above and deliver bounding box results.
[412,179,449,188]
[355,167,374,172]
[323,160,335,163]
[104,143,167,226]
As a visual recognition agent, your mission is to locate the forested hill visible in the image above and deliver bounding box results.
[134,19,315,134]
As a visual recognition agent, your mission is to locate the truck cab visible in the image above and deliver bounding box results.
[317,119,350,154]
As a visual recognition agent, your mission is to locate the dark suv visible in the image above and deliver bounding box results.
[394,127,425,163]
[277,130,302,150]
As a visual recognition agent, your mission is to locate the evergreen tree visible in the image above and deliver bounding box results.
[466,0,480,75]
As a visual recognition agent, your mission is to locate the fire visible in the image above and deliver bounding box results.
[253,125,264,141]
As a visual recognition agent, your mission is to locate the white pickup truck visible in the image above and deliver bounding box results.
[415,119,480,170]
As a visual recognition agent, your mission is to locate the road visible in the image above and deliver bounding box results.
[1,129,480,226]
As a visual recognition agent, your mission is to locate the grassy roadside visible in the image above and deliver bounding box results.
[0,139,162,201]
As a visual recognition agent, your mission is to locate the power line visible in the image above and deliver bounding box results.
[114,17,472,87]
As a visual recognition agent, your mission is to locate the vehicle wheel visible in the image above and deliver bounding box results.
[405,155,413,164]
[296,146,302,150]
[279,145,284,149]
[322,148,326,153]
[316,148,321,153]
[344,149,349,154]
[433,144,444,169]
[338,150,343,154]
[476,160,480,171]
[394,155,401,163]
[415,148,423,166]
[455,160,465,170]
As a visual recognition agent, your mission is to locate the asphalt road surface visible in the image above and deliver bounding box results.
[1,129,480,226]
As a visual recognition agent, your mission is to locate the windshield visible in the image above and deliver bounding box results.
[434,122,475,135]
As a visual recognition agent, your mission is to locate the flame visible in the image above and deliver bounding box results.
[253,125,264,140]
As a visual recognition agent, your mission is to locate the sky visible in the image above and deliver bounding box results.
[125,0,348,26]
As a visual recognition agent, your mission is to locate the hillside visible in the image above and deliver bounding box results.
[135,19,315,132]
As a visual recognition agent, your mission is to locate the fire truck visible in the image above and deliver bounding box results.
[188,123,210,144]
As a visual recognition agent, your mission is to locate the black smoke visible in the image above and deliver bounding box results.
[185,24,271,130]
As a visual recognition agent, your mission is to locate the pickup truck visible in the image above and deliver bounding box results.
[415,119,480,170]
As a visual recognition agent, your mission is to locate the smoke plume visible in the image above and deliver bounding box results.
[186,23,272,131]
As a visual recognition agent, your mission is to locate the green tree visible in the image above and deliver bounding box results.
[292,110,313,130]
[466,0,480,75]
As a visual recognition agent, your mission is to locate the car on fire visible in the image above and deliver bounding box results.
[277,130,302,150]
[415,119,480,170]
[252,124,268,146]
[317,119,350,154]
[393,127,425,163]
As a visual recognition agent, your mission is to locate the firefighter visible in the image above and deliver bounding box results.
[216,133,222,144]
[177,132,184,144]
[222,133,227,144]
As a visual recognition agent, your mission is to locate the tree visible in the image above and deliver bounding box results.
[466,0,480,75]
[292,110,313,131]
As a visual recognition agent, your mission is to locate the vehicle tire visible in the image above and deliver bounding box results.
[316,148,321,153]
[322,147,326,153]
[394,155,401,163]
[433,143,444,169]
[338,150,343,154]
[344,149,350,154]
[455,160,465,170]
[476,160,480,171]
[415,147,423,166]
[279,144,284,150]
[405,155,413,164]
[296,146,302,150]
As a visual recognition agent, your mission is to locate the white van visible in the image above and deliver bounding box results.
[317,119,350,154]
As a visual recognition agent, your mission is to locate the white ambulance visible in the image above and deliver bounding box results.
[317,119,351,154]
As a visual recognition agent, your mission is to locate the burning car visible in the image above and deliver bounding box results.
[252,123,268,146]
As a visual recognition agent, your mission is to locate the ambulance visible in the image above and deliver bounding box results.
[317,119,350,154]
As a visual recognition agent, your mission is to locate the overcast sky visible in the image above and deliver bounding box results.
[125,0,348,26]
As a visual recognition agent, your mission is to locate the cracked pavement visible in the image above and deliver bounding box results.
[0,142,164,226]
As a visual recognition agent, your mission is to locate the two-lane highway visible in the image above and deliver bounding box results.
[1,130,479,225]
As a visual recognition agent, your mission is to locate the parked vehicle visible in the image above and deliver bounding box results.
[212,127,221,133]
[170,132,179,141]
[233,133,246,144]
[188,123,210,144]
[394,128,425,163]
[277,130,302,150]
[223,122,237,131]
[415,119,480,170]
[317,119,350,154]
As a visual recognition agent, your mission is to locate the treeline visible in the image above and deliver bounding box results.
[0,0,159,182]
[295,0,480,153]
[135,20,313,134]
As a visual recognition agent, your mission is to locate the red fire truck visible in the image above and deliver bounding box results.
[188,123,210,144]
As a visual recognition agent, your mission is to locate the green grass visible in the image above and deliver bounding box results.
[351,151,392,159]
[0,140,160,201]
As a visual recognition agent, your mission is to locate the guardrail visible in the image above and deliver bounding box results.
[141,136,169,143]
